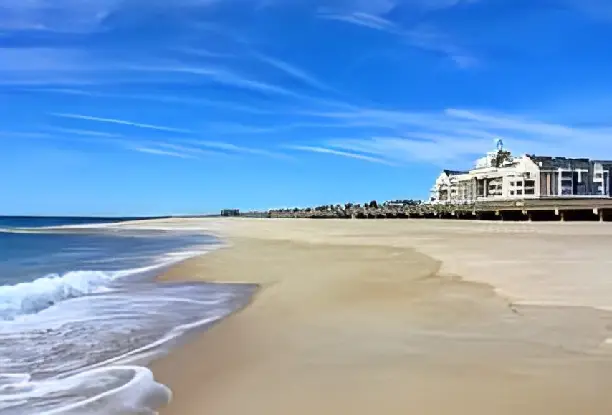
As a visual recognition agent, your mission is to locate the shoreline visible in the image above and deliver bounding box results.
[145,219,612,414]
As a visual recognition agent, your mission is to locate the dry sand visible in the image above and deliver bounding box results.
[138,219,612,414]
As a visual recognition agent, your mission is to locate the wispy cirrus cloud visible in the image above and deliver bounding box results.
[1,47,311,97]
[1,41,330,100]
[201,119,376,135]
[0,47,158,86]
[8,126,206,160]
[405,25,478,68]
[176,139,293,160]
[286,144,396,165]
[0,0,220,32]
[52,113,192,133]
[152,65,302,97]
[146,142,232,158]
[317,11,400,33]
[5,0,609,173]
[286,105,612,167]
[0,1,111,32]
[129,146,198,159]
[0,0,481,91]
[49,127,124,137]
[44,117,292,160]
[28,88,287,115]
[62,132,234,160]
[0,0,481,35]
[316,10,477,68]
[444,108,588,137]
[25,88,101,96]
[178,47,236,59]
[316,0,399,16]
[251,52,333,92]
[0,47,106,85]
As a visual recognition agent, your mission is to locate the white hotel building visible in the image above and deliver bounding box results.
[430,143,612,204]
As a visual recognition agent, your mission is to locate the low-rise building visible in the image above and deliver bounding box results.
[430,141,612,204]
[221,209,240,217]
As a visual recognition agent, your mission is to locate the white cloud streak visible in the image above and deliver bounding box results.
[287,145,395,165]
[444,109,582,137]
[52,113,192,133]
[0,0,484,35]
[316,0,398,17]
[39,125,290,160]
[290,106,612,167]
[150,142,230,158]
[178,139,293,160]
[135,64,306,98]
[49,127,125,137]
[317,12,400,32]
[8,0,609,171]
[405,25,478,68]
[316,12,476,68]
[30,88,287,115]
[178,47,236,59]
[0,1,114,32]
[252,53,333,92]
[27,88,101,96]
[201,119,379,135]
[130,147,198,159]
[0,0,220,32]
[2,46,325,97]
[9,126,209,160]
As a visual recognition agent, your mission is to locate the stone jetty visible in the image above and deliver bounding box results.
[264,198,612,222]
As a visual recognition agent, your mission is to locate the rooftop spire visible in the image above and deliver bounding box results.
[496,138,504,152]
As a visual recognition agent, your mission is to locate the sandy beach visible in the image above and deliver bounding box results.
[141,219,612,414]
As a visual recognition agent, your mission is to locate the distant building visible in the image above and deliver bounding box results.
[430,140,612,204]
[221,209,240,217]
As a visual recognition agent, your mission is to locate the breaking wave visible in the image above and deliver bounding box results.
[0,225,255,414]
[0,252,197,321]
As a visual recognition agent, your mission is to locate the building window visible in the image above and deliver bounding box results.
[514,181,523,186]
[517,189,523,195]
[510,191,515,196]
[561,171,573,178]
[525,180,535,187]
[525,188,535,195]
[596,172,603,179]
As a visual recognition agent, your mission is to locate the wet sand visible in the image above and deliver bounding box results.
[142,219,612,414]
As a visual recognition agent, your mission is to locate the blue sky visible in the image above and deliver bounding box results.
[2,0,612,216]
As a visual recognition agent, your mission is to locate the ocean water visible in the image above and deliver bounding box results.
[0,217,256,414]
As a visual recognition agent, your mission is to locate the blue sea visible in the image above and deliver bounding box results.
[0,217,256,414]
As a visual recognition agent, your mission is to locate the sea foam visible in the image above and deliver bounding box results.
[0,366,171,415]
[0,258,183,321]
[0,282,257,414]
[0,226,249,414]
[0,270,117,320]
